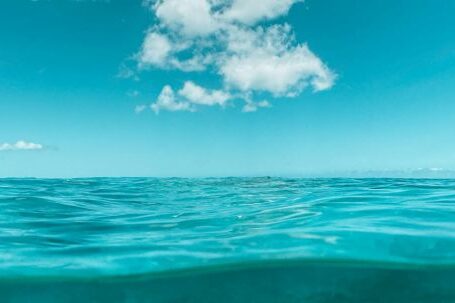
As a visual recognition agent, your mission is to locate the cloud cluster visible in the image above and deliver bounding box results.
[0,141,43,151]
[138,0,335,113]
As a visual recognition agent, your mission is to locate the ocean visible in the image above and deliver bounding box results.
[0,178,454,302]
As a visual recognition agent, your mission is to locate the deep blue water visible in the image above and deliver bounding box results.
[0,178,454,302]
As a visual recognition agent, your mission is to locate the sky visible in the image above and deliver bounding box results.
[1,0,455,178]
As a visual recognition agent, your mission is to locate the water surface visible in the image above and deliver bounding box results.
[1,178,454,302]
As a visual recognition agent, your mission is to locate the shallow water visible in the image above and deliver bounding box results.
[1,178,454,302]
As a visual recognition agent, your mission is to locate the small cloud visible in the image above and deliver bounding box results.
[0,140,44,151]
[429,168,444,172]
[151,85,194,114]
[135,104,148,113]
[242,100,271,113]
[178,81,231,106]
[152,0,221,37]
[150,82,232,113]
[139,32,174,68]
[117,63,139,81]
[127,90,140,97]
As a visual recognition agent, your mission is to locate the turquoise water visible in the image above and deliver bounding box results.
[1,178,454,302]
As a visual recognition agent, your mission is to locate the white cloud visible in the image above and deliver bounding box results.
[137,0,335,113]
[178,81,231,106]
[139,31,172,67]
[149,81,231,113]
[150,85,193,113]
[154,0,220,37]
[220,24,334,96]
[138,30,211,71]
[221,0,304,25]
[168,54,210,72]
[221,44,334,96]
[0,141,43,151]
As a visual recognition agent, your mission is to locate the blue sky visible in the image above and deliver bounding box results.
[1,0,455,178]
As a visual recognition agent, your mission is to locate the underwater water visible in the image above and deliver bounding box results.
[0,178,454,302]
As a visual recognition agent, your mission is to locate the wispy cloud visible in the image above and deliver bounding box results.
[0,141,44,151]
[136,0,335,113]
[135,104,148,113]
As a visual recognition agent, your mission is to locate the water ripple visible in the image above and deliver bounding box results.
[0,178,454,277]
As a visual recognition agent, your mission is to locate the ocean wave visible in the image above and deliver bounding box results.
[1,178,455,278]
